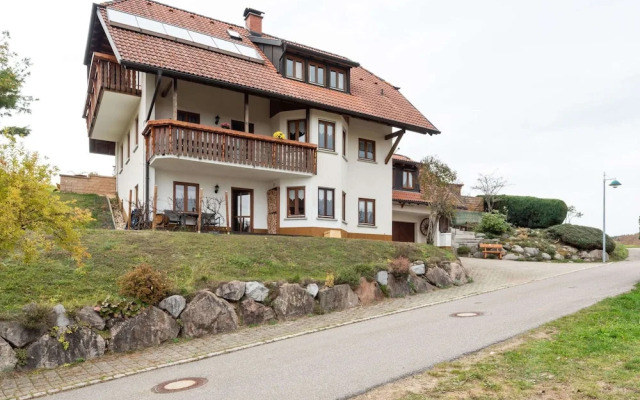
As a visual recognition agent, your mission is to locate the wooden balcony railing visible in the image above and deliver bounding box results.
[83,52,142,134]
[144,120,317,174]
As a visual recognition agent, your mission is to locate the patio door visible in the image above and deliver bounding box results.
[231,188,253,232]
[267,187,279,234]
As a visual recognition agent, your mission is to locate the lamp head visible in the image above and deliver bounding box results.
[609,179,621,189]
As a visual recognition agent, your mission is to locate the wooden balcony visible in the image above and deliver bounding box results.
[144,120,317,175]
[83,52,141,139]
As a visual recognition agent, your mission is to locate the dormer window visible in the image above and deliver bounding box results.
[402,170,414,189]
[308,63,325,86]
[329,68,345,91]
[285,56,304,81]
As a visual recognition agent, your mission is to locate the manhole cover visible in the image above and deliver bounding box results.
[152,377,208,394]
[451,312,483,318]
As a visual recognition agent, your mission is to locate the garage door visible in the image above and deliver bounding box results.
[392,221,415,242]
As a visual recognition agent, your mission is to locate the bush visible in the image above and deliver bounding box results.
[457,245,471,256]
[18,303,53,330]
[388,256,410,276]
[117,263,170,305]
[493,196,567,229]
[476,212,510,235]
[611,243,629,261]
[547,224,615,253]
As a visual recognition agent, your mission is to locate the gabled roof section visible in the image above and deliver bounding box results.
[89,0,440,135]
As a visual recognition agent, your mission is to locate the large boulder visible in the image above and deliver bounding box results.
[504,253,520,261]
[24,327,105,370]
[512,245,524,254]
[376,271,388,286]
[158,295,187,318]
[524,247,539,257]
[472,251,484,259]
[239,299,276,326]
[442,262,468,283]
[554,253,565,261]
[425,267,453,288]
[0,321,44,348]
[0,337,17,372]
[588,249,608,261]
[408,273,436,294]
[354,277,384,305]
[181,291,238,338]
[75,306,105,330]
[245,281,269,302]
[215,281,246,302]
[318,284,359,312]
[410,263,426,275]
[541,252,552,261]
[110,307,180,352]
[52,304,70,328]
[305,283,319,298]
[272,284,314,320]
[387,273,411,298]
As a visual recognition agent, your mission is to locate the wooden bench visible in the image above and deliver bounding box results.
[479,243,503,259]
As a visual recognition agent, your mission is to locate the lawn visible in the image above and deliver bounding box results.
[360,283,640,400]
[0,230,454,315]
[55,192,113,229]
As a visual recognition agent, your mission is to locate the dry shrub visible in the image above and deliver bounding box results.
[117,263,169,305]
[388,256,410,276]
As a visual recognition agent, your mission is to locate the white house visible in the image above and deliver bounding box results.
[82,0,440,241]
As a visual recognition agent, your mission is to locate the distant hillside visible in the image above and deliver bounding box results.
[614,234,640,246]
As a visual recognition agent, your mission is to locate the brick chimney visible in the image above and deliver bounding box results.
[243,8,264,34]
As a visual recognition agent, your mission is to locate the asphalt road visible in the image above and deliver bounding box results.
[47,250,640,400]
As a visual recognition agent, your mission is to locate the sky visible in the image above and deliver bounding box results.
[1,0,638,236]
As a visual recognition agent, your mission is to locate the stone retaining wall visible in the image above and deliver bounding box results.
[59,174,116,196]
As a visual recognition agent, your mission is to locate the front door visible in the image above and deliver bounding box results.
[392,221,415,242]
[267,187,279,234]
[231,188,253,232]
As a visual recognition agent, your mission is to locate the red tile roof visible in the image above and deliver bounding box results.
[93,0,439,134]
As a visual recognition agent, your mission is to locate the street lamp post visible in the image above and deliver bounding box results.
[603,172,622,262]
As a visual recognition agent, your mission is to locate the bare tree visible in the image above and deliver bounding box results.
[419,156,458,245]
[472,173,508,212]
[564,205,583,224]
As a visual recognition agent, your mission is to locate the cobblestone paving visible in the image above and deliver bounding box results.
[0,259,605,400]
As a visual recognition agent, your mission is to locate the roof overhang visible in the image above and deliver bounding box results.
[120,60,440,135]
[284,41,360,68]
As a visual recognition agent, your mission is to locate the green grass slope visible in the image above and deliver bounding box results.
[55,192,113,229]
[0,230,453,315]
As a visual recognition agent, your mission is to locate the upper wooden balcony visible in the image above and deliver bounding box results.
[144,120,317,176]
[84,53,141,141]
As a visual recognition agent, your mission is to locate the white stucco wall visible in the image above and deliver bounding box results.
[112,75,395,238]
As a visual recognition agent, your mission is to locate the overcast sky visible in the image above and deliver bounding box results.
[1,0,638,235]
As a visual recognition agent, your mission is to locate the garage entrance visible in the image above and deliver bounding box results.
[392,221,415,242]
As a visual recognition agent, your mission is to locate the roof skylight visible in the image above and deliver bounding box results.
[106,8,262,62]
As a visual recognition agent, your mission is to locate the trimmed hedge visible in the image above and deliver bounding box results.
[547,224,615,253]
[493,195,567,229]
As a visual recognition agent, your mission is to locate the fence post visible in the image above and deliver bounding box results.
[151,185,158,230]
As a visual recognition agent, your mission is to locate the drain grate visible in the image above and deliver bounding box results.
[451,312,483,318]
[152,377,208,394]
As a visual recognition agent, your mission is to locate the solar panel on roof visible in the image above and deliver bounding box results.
[104,8,262,62]
[188,30,216,48]
[236,44,259,59]
[212,37,240,54]
[162,24,192,42]
[108,9,140,29]
[136,17,167,36]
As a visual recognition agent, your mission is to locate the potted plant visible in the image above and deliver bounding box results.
[273,131,285,140]
[220,122,231,129]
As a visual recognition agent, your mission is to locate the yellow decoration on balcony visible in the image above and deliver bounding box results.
[273,131,285,140]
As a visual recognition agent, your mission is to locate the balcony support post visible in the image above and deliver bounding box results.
[172,78,178,120]
[244,93,250,133]
[145,70,163,122]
